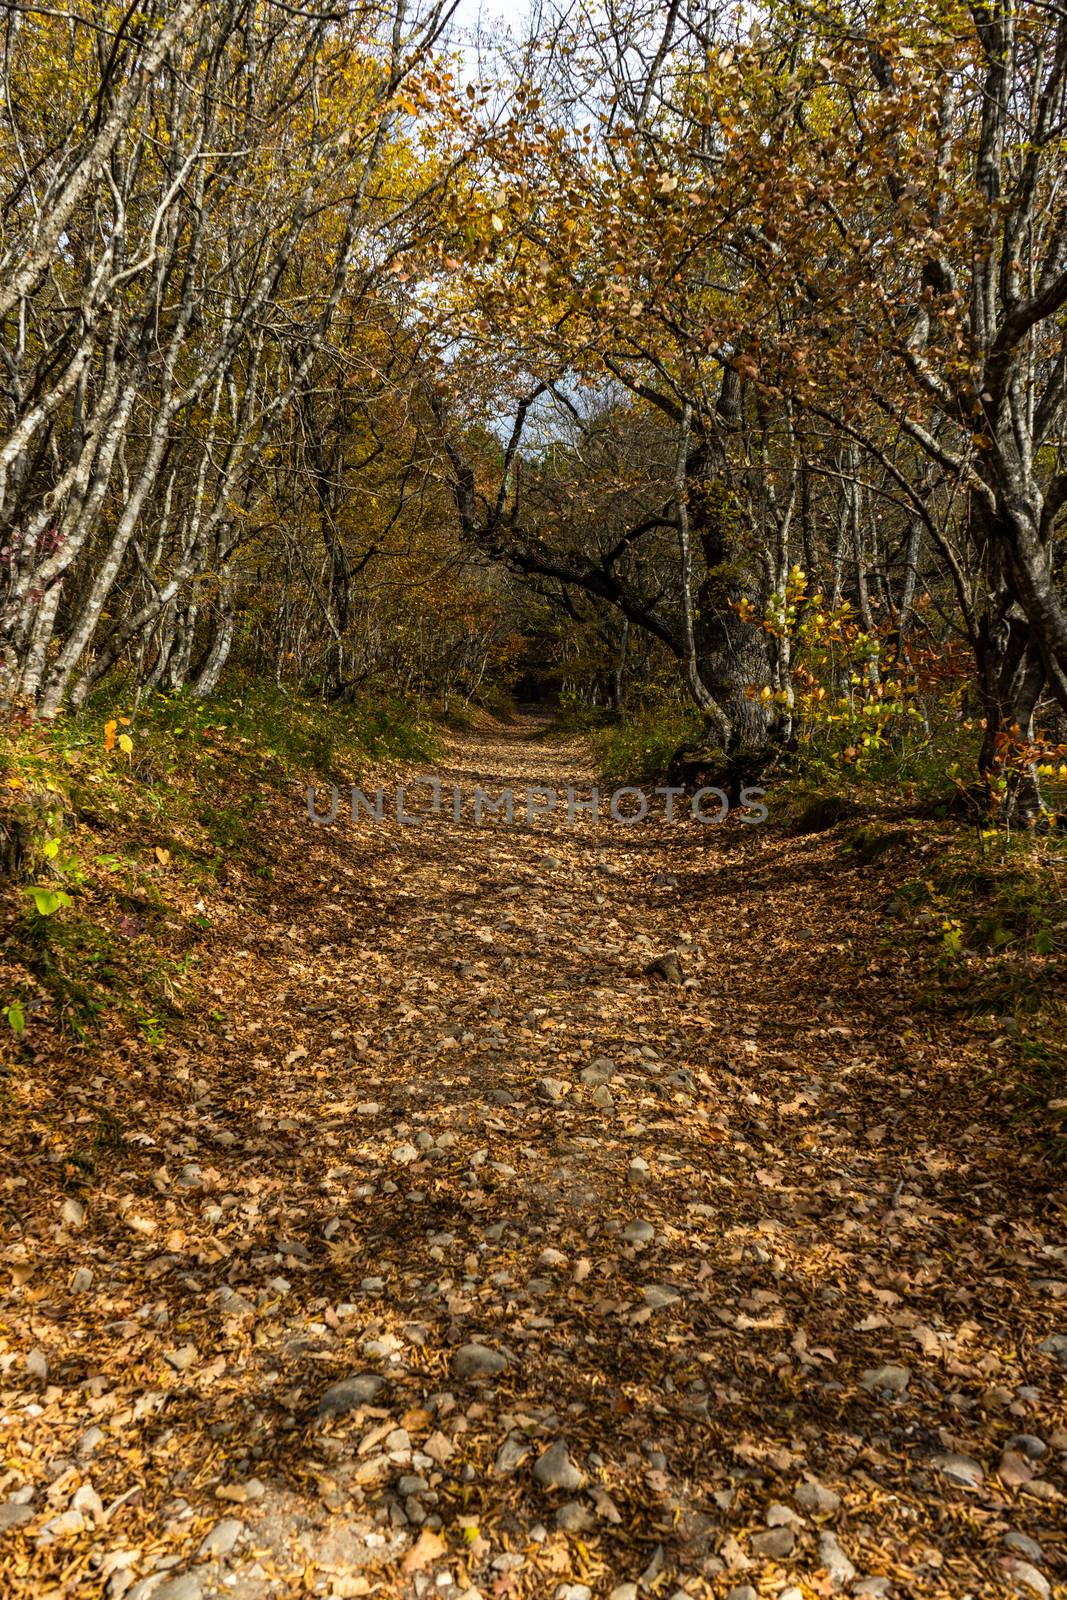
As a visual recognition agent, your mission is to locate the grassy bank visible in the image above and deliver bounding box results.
[0,685,432,1051]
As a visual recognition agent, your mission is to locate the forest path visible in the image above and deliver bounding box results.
[7,718,1065,1600]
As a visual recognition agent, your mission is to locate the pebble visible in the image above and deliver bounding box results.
[153,1578,201,1600]
[533,1439,584,1491]
[859,1363,910,1394]
[177,1164,203,1189]
[537,1077,567,1103]
[495,1434,530,1475]
[556,1587,592,1600]
[852,1581,892,1598]
[0,1503,34,1529]
[71,1267,93,1293]
[72,1484,103,1521]
[1036,1333,1067,1366]
[579,1059,615,1086]
[318,1372,383,1415]
[452,1344,507,1379]
[61,1197,85,1228]
[40,1508,85,1540]
[1001,1559,1050,1599]
[78,1426,105,1458]
[1006,1434,1046,1460]
[795,1478,840,1515]
[820,1530,856,1588]
[930,1451,983,1487]
[627,1157,650,1184]
[751,1526,794,1558]
[392,1143,418,1164]
[642,1284,681,1309]
[198,1519,244,1559]
[622,1219,655,1244]
[556,1500,594,1532]
[591,1084,615,1109]
[725,1589,757,1600]
[1004,1532,1044,1562]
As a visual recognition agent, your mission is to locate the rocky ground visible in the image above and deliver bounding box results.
[2,719,1065,1600]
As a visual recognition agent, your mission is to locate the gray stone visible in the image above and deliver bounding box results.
[851,1582,892,1599]
[197,1519,243,1559]
[859,1363,909,1394]
[533,1439,584,1491]
[495,1433,531,1475]
[0,1503,33,1530]
[627,1157,650,1183]
[1006,1435,1046,1460]
[580,1059,616,1087]
[795,1478,840,1516]
[725,1589,757,1600]
[1004,1533,1044,1563]
[930,1451,983,1488]
[452,1344,507,1379]
[536,1077,567,1104]
[318,1372,383,1415]
[591,1085,615,1110]
[177,1164,203,1189]
[1036,1333,1067,1366]
[556,1500,595,1532]
[642,1284,681,1309]
[622,1219,655,1245]
[609,1587,639,1600]
[751,1526,794,1559]
[820,1531,856,1588]
[1002,1560,1050,1599]
[153,1578,202,1600]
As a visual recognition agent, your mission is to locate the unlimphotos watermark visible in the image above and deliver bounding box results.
[306,778,767,828]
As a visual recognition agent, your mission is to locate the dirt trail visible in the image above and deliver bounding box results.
[5,719,1065,1600]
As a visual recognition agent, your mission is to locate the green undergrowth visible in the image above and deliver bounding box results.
[0,684,432,1047]
[874,829,1066,1153]
[590,705,705,784]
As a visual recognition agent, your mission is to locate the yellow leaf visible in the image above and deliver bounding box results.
[118,733,134,754]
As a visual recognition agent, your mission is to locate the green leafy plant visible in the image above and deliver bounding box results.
[3,1000,26,1037]
[25,884,72,916]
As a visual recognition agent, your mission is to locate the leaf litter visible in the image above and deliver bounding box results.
[1,722,1065,1600]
